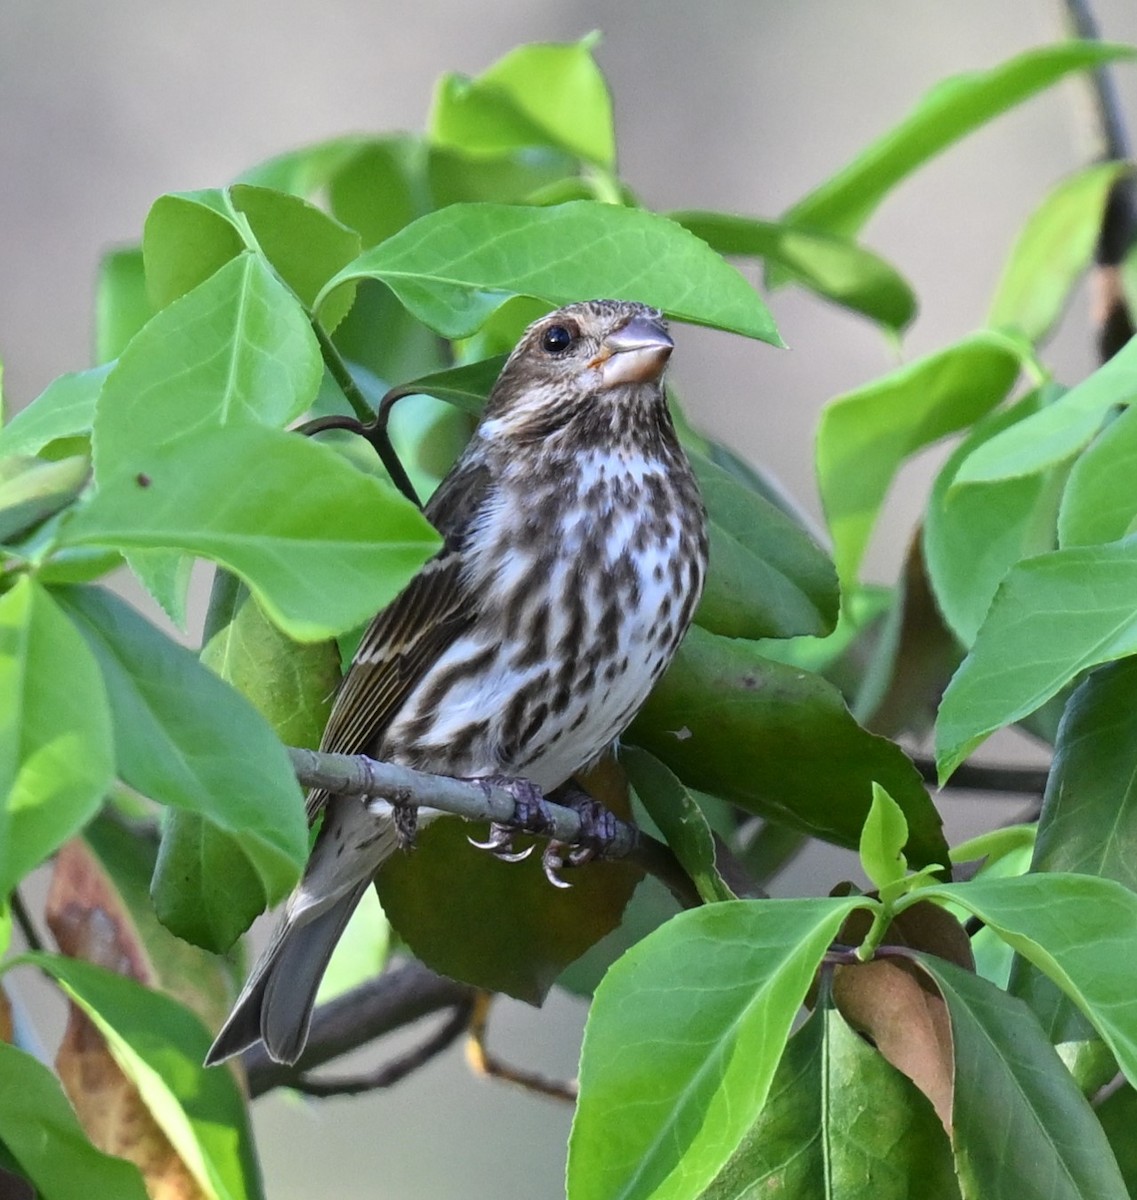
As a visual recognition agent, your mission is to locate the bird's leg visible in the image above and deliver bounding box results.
[467,776,554,863]
[540,782,621,888]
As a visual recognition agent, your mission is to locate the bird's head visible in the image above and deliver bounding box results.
[480,300,674,444]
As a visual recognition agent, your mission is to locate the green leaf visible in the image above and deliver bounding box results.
[10,953,262,1200]
[913,874,1137,1089]
[671,210,917,331]
[429,36,615,168]
[859,782,909,894]
[1058,402,1137,547]
[690,450,839,640]
[93,252,322,484]
[622,746,734,904]
[1008,661,1137,1064]
[924,388,1064,644]
[631,625,948,868]
[0,1041,148,1200]
[237,134,379,195]
[955,331,1137,485]
[989,161,1131,343]
[0,455,89,544]
[0,577,113,896]
[1098,1085,1137,1194]
[328,138,425,248]
[568,897,863,1200]
[63,424,441,642]
[817,332,1021,585]
[916,954,1128,1200]
[935,539,1137,778]
[95,246,152,363]
[53,584,307,945]
[780,42,1137,242]
[704,1001,959,1200]
[383,354,506,417]
[142,190,245,311]
[0,364,110,459]
[201,571,339,751]
[317,201,783,344]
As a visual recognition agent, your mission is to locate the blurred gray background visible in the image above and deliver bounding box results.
[4,2,1137,1196]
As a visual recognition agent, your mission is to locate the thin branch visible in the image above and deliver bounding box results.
[245,959,474,1097]
[1060,0,1137,359]
[286,746,701,908]
[464,992,577,1103]
[283,1003,473,1098]
[912,755,1049,796]
[10,888,43,952]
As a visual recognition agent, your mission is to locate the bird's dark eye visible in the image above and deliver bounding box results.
[540,324,574,354]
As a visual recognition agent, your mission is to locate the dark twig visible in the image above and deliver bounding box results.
[304,325,423,508]
[465,992,577,1103]
[10,888,43,952]
[281,1002,473,1098]
[1060,0,1137,359]
[245,959,475,1097]
[912,755,1049,796]
[285,746,701,908]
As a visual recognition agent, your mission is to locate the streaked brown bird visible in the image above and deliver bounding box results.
[206,299,708,1066]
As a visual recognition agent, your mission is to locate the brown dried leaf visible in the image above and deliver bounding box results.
[55,1010,207,1200]
[833,956,955,1133]
[47,841,208,1200]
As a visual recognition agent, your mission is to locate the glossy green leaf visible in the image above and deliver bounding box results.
[11,953,262,1200]
[201,571,339,751]
[378,798,641,1005]
[328,137,426,248]
[0,364,110,459]
[93,252,322,483]
[64,424,441,642]
[935,539,1137,778]
[53,584,307,944]
[704,1002,958,1200]
[691,449,838,639]
[622,746,734,904]
[0,1041,148,1200]
[1008,661,1137,1059]
[859,783,909,894]
[152,811,270,951]
[817,332,1021,585]
[1098,1085,1137,1194]
[95,246,151,363]
[142,190,244,310]
[237,134,378,195]
[913,875,1137,1088]
[631,625,948,867]
[917,954,1128,1200]
[1058,402,1137,546]
[426,143,577,208]
[780,42,1137,241]
[383,354,506,417]
[317,201,782,344]
[0,577,113,896]
[430,36,614,168]
[672,210,917,331]
[567,896,864,1200]
[989,161,1131,343]
[0,455,88,544]
[924,388,1063,644]
[955,331,1137,485]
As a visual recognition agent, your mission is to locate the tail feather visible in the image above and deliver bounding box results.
[206,799,402,1067]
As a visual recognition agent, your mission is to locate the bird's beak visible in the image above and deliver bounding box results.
[592,314,674,386]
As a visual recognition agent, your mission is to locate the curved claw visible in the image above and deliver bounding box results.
[468,824,535,863]
[542,843,573,889]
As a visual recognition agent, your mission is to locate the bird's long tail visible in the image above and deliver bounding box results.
[205,798,402,1067]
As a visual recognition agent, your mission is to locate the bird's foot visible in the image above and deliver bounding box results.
[467,775,553,862]
[392,793,419,850]
[540,784,620,888]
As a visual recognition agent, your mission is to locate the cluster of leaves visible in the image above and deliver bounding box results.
[2,30,1137,1200]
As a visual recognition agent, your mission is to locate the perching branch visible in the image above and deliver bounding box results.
[245,959,475,1097]
[285,746,701,908]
